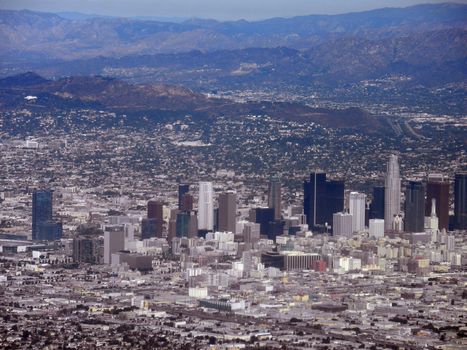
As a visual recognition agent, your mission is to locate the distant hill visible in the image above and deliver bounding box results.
[0,72,387,133]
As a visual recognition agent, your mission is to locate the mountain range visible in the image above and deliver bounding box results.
[0,3,465,111]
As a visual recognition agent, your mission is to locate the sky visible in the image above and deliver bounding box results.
[0,0,464,20]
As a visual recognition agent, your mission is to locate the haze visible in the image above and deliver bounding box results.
[0,0,464,20]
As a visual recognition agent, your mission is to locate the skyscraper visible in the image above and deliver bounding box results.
[325,180,345,226]
[218,191,237,233]
[303,172,327,229]
[32,189,53,240]
[425,175,449,231]
[454,173,467,230]
[404,181,425,232]
[180,193,194,212]
[369,186,385,219]
[349,192,366,232]
[198,182,214,231]
[332,212,353,237]
[147,200,163,220]
[384,154,401,230]
[104,227,125,265]
[268,178,281,221]
[178,184,190,210]
[147,200,163,236]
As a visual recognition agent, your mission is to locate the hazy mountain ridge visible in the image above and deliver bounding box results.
[0,3,465,60]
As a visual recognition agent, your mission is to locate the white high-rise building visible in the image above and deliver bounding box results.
[333,212,353,237]
[349,192,366,232]
[369,219,385,238]
[197,182,214,231]
[384,154,401,230]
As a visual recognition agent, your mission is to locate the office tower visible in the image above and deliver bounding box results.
[332,212,353,237]
[349,192,366,232]
[268,178,282,220]
[32,189,53,240]
[176,212,190,238]
[384,154,401,230]
[178,184,190,210]
[37,221,63,241]
[250,207,275,236]
[147,200,163,220]
[369,186,385,219]
[369,219,385,238]
[104,227,125,264]
[198,182,214,231]
[405,181,425,232]
[73,236,103,264]
[425,175,449,231]
[243,222,260,243]
[180,193,194,212]
[325,180,345,226]
[303,172,327,229]
[141,218,159,239]
[147,200,163,236]
[454,173,467,229]
[218,191,237,233]
[304,172,345,231]
[188,212,198,238]
[167,208,179,242]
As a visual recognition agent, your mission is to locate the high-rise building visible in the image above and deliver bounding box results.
[180,193,194,212]
[369,219,385,238]
[268,178,281,221]
[325,180,345,226]
[384,154,401,230]
[198,182,214,231]
[425,175,450,231]
[304,172,327,229]
[349,192,366,232]
[250,207,275,236]
[178,184,190,210]
[404,181,425,232]
[37,221,63,241]
[73,236,103,264]
[104,227,125,264]
[141,218,159,239]
[32,189,53,240]
[454,173,467,230]
[304,173,344,231]
[218,191,237,233]
[332,212,353,237]
[243,222,260,243]
[176,212,190,238]
[369,186,385,219]
[147,200,163,220]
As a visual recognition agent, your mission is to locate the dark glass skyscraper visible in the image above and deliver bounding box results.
[32,189,53,240]
[303,172,327,229]
[178,184,190,210]
[369,186,385,220]
[147,200,163,237]
[325,180,345,226]
[404,181,425,232]
[454,173,467,230]
[303,172,344,231]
